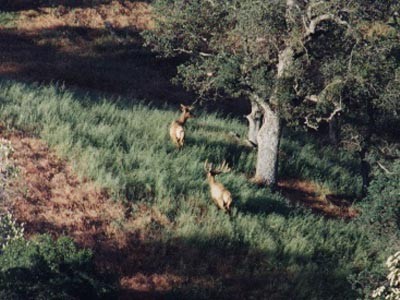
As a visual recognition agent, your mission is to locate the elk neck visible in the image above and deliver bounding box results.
[176,113,189,125]
[207,172,216,184]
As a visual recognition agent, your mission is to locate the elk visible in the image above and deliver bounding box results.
[204,160,233,214]
[169,104,195,148]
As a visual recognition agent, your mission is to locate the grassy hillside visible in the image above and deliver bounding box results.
[0,78,390,299]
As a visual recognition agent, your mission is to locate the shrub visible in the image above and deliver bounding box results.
[0,235,116,299]
[358,160,400,236]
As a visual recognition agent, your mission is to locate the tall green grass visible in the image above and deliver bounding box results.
[0,79,390,299]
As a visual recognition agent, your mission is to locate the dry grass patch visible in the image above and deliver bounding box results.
[16,1,153,32]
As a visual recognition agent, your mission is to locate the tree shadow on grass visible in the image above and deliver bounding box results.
[98,232,357,300]
[17,208,358,300]
[0,20,249,115]
[236,193,295,217]
[185,136,253,168]
[0,26,194,109]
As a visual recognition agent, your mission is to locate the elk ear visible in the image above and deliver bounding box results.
[180,104,185,111]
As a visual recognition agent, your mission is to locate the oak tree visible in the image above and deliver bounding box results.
[144,0,400,189]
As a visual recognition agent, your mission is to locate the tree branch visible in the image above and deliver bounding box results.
[303,87,343,135]
[304,95,320,103]
[377,161,394,175]
[304,115,319,130]
[304,13,351,39]
[304,79,344,103]
[172,48,213,57]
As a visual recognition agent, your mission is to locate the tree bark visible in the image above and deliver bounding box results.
[255,104,281,188]
[246,99,263,146]
[251,43,292,188]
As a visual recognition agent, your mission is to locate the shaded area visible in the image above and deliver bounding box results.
[0,127,358,300]
[0,0,151,12]
[280,129,363,196]
[0,235,116,299]
[0,1,249,114]
[0,1,195,108]
[0,28,192,107]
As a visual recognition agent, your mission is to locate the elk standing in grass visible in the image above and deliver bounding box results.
[169,104,195,148]
[204,160,233,214]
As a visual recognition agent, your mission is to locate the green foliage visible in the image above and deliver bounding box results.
[348,160,400,299]
[358,160,400,237]
[0,235,115,299]
[143,0,282,101]
[144,0,399,121]
[0,79,395,298]
[0,209,114,298]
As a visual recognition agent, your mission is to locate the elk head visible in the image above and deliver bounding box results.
[180,104,195,120]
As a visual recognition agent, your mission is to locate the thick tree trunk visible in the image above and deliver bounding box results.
[255,104,281,188]
[246,100,263,146]
[251,35,291,188]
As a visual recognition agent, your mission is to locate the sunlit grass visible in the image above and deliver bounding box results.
[0,78,389,299]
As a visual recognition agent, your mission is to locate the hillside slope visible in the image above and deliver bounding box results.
[0,79,387,299]
[0,3,396,299]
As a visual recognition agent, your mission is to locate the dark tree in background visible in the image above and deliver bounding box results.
[144,0,400,191]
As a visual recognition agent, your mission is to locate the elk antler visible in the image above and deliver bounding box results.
[204,160,231,174]
[204,160,213,173]
[213,160,231,175]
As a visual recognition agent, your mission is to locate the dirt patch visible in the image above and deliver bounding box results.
[278,179,358,219]
[0,127,184,299]
[5,130,125,247]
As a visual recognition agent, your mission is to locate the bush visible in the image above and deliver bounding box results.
[358,160,400,236]
[0,235,116,299]
[349,161,400,299]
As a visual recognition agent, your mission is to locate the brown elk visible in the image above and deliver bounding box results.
[169,104,195,148]
[204,160,233,214]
